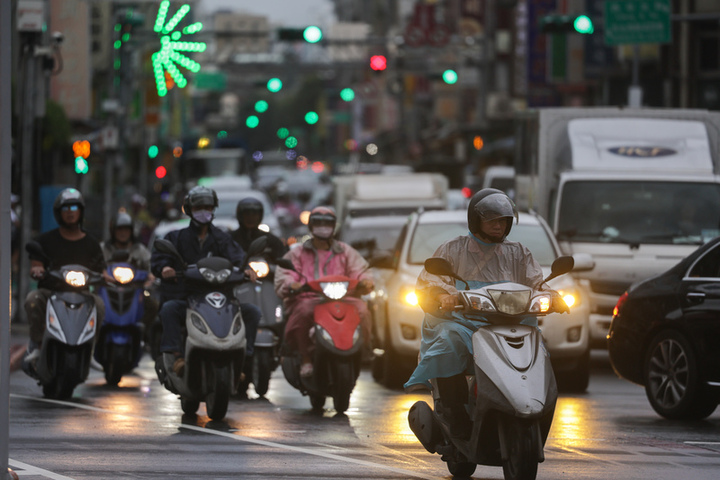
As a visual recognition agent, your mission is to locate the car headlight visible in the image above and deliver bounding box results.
[112,266,135,284]
[400,285,418,306]
[64,270,87,287]
[249,260,269,278]
[556,288,579,308]
[199,267,232,283]
[321,281,348,299]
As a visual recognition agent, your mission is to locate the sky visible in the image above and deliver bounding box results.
[198,0,337,28]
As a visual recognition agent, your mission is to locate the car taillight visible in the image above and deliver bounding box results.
[613,292,628,317]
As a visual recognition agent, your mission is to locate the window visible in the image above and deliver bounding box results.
[688,244,720,278]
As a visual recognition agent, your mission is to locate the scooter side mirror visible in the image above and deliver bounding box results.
[275,258,295,271]
[110,249,130,262]
[545,255,575,283]
[424,257,470,290]
[25,240,48,263]
[153,238,185,268]
[247,236,269,258]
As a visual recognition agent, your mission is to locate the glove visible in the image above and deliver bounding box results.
[552,292,570,314]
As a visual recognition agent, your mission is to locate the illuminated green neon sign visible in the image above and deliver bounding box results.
[152,1,206,97]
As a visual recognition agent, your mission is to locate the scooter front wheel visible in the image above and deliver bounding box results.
[446,460,476,478]
[205,365,231,421]
[253,349,274,397]
[181,397,200,415]
[501,418,539,480]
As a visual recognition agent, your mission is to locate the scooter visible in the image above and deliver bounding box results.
[153,237,267,421]
[234,256,284,397]
[23,241,102,399]
[407,256,574,480]
[281,274,364,414]
[94,251,148,386]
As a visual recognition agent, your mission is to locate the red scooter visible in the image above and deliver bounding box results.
[280,274,364,414]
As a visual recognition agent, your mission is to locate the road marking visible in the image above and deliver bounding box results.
[685,441,720,446]
[8,459,76,480]
[10,394,438,480]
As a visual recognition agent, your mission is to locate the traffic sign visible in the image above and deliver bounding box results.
[604,0,671,46]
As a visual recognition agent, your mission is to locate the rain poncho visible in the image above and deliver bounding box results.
[404,232,544,391]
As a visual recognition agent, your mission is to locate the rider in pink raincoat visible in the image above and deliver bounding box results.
[274,206,374,377]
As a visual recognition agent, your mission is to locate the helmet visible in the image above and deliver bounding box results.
[53,188,85,226]
[235,197,264,225]
[109,211,134,242]
[182,186,218,216]
[308,206,337,238]
[467,188,517,241]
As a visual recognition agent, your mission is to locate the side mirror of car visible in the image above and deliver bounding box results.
[571,253,595,272]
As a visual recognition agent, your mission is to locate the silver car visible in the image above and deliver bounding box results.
[369,209,594,392]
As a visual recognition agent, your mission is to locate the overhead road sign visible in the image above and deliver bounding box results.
[604,0,671,45]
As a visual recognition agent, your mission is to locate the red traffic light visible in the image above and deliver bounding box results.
[370,55,387,71]
[155,165,167,179]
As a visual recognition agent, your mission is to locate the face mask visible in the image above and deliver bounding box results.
[311,226,334,239]
[192,210,213,224]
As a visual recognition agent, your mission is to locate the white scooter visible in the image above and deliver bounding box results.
[153,237,267,421]
[408,256,574,480]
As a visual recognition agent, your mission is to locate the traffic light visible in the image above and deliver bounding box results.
[155,165,167,179]
[148,145,159,159]
[72,140,90,175]
[442,69,458,85]
[278,26,323,43]
[246,115,260,128]
[340,88,355,102]
[305,111,319,125]
[370,55,387,71]
[255,100,269,113]
[539,14,594,34]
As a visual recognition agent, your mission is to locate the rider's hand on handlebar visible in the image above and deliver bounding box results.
[290,281,303,291]
[245,268,258,283]
[357,279,374,295]
[30,265,45,280]
[102,270,115,284]
[161,266,176,279]
[438,293,459,310]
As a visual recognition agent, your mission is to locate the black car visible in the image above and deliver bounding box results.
[608,236,720,420]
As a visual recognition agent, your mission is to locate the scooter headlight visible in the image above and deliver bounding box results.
[529,294,552,313]
[464,292,496,312]
[320,281,348,300]
[487,289,531,315]
[64,270,87,287]
[249,260,269,278]
[199,267,232,283]
[112,266,135,284]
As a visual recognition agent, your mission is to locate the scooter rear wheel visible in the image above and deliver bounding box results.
[253,349,273,397]
[310,394,326,410]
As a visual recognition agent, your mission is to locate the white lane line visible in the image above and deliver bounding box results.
[8,459,76,480]
[10,394,438,480]
[685,441,720,446]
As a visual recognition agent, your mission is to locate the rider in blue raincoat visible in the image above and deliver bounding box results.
[404,188,545,438]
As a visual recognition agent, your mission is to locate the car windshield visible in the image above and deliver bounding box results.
[407,220,557,266]
[557,181,720,245]
[340,222,406,256]
[216,192,273,218]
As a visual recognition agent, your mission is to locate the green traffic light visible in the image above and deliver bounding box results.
[255,100,269,113]
[303,26,323,43]
[340,88,355,102]
[285,136,298,148]
[442,69,458,85]
[74,157,89,175]
[148,145,159,158]
[574,15,594,34]
[267,78,283,93]
[277,127,289,139]
[305,111,319,125]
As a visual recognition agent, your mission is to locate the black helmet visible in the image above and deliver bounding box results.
[182,186,218,216]
[236,197,264,225]
[467,188,517,241]
[53,188,85,226]
[109,211,134,242]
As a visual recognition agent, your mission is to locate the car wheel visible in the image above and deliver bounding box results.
[555,348,590,393]
[643,330,717,420]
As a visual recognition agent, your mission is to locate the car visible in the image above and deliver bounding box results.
[369,209,594,392]
[337,214,409,261]
[608,236,720,420]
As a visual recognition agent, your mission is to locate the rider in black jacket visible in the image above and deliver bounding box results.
[231,197,287,261]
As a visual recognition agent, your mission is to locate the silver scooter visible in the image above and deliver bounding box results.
[408,256,574,480]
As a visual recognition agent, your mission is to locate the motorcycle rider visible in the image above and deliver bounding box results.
[101,210,158,333]
[274,206,374,378]
[151,186,261,376]
[232,197,287,260]
[23,188,107,369]
[403,189,553,439]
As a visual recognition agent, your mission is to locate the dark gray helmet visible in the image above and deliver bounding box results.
[53,188,85,226]
[182,186,218,216]
[109,211,134,241]
[236,197,264,224]
[467,188,517,240]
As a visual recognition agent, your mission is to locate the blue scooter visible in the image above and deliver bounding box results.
[94,251,148,385]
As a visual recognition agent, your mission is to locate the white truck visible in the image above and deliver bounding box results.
[514,107,720,347]
[332,172,449,223]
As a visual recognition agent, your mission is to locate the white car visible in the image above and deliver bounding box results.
[369,209,594,392]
